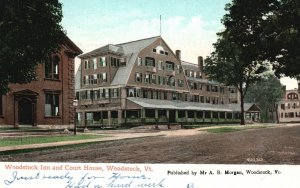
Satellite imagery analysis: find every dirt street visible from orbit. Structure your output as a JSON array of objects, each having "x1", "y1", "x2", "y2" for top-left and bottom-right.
[{"x1": 1, "y1": 125, "x2": 300, "y2": 164}]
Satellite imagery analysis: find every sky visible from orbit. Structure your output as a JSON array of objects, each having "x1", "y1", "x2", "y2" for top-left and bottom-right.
[{"x1": 60, "y1": 0, "x2": 298, "y2": 89}]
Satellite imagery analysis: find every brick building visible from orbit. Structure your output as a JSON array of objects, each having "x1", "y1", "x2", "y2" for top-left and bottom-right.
[
  {"x1": 0, "y1": 37, "x2": 82, "y2": 127},
  {"x1": 75, "y1": 36, "x2": 259, "y2": 127}
]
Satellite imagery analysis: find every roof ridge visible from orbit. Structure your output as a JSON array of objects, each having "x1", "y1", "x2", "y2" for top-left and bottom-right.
[
  {"x1": 182, "y1": 60, "x2": 197, "y2": 65},
  {"x1": 117, "y1": 36, "x2": 161, "y2": 46}
]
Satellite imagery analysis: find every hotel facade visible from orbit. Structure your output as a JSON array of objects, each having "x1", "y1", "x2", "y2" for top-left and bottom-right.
[{"x1": 76, "y1": 36, "x2": 260, "y2": 128}]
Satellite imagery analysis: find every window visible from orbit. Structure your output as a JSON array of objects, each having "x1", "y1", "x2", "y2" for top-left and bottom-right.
[
  {"x1": 194, "y1": 71, "x2": 197, "y2": 78},
  {"x1": 212, "y1": 86, "x2": 218, "y2": 92},
  {"x1": 163, "y1": 92, "x2": 168, "y2": 100},
  {"x1": 144, "y1": 74, "x2": 150, "y2": 83},
  {"x1": 220, "y1": 87, "x2": 225, "y2": 93},
  {"x1": 172, "y1": 92, "x2": 178, "y2": 100},
  {"x1": 158, "y1": 76, "x2": 163, "y2": 85},
  {"x1": 158, "y1": 61, "x2": 162, "y2": 70},
  {"x1": 93, "y1": 58, "x2": 97, "y2": 69},
  {"x1": 127, "y1": 88, "x2": 140, "y2": 97},
  {"x1": 165, "y1": 51, "x2": 168, "y2": 55},
  {"x1": 152, "y1": 48, "x2": 157, "y2": 53},
  {"x1": 178, "y1": 80, "x2": 184, "y2": 87},
  {"x1": 45, "y1": 93, "x2": 60, "y2": 117},
  {"x1": 111, "y1": 57, "x2": 120, "y2": 67},
  {"x1": 138, "y1": 57, "x2": 142, "y2": 66},
  {"x1": 84, "y1": 60, "x2": 89, "y2": 69},
  {"x1": 111, "y1": 88, "x2": 119, "y2": 98},
  {"x1": 206, "y1": 85, "x2": 211, "y2": 92},
  {"x1": 92, "y1": 74, "x2": 97, "y2": 84},
  {"x1": 45, "y1": 55, "x2": 60, "y2": 79},
  {"x1": 143, "y1": 90, "x2": 148, "y2": 98},
  {"x1": 88, "y1": 59, "x2": 93, "y2": 68},
  {"x1": 98, "y1": 57, "x2": 106, "y2": 67},
  {"x1": 145, "y1": 57, "x2": 155, "y2": 67},
  {"x1": 176, "y1": 65, "x2": 182, "y2": 73},
  {"x1": 165, "y1": 61, "x2": 174, "y2": 71},
  {"x1": 194, "y1": 95, "x2": 199, "y2": 102},
  {"x1": 200, "y1": 96, "x2": 204, "y2": 103},
  {"x1": 102, "y1": 72, "x2": 107, "y2": 82},
  {"x1": 83, "y1": 75, "x2": 88, "y2": 85},
  {"x1": 151, "y1": 75, "x2": 156, "y2": 84},
  {"x1": 168, "y1": 77, "x2": 175, "y2": 87},
  {"x1": 206, "y1": 96, "x2": 210, "y2": 103},
  {"x1": 136, "y1": 73, "x2": 142, "y2": 82}
]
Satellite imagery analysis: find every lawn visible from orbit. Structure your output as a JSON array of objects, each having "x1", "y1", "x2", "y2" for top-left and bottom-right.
[
  {"x1": 201, "y1": 125, "x2": 268, "y2": 133},
  {"x1": 0, "y1": 134, "x2": 106, "y2": 147}
]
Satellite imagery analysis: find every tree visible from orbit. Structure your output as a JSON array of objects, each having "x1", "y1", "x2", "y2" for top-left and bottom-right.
[
  {"x1": 205, "y1": 34, "x2": 268, "y2": 125},
  {"x1": 0, "y1": 0, "x2": 65, "y2": 94},
  {"x1": 218, "y1": 0, "x2": 300, "y2": 78},
  {"x1": 205, "y1": 1, "x2": 270, "y2": 125},
  {"x1": 261, "y1": 0, "x2": 300, "y2": 78},
  {"x1": 244, "y1": 74, "x2": 283, "y2": 122}
]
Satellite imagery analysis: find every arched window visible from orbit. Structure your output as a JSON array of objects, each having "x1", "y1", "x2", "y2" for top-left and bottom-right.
[
  {"x1": 287, "y1": 93, "x2": 299, "y2": 100},
  {"x1": 45, "y1": 55, "x2": 60, "y2": 80}
]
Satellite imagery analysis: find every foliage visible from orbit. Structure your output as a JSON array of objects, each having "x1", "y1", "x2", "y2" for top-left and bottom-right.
[
  {"x1": 261, "y1": 0, "x2": 300, "y2": 78},
  {"x1": 245, "y1": 74, "x2": 283, "y2": 122},
  {"x1": 0, "y1": 0, "x2": 65, "y2": 94},
  {"x1": 205, "y1": 0, "x2": 270, "y2": 124}
]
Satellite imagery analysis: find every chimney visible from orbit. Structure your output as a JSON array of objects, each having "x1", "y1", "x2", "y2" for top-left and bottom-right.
[
  {"x1": 198, "y1": 56, "x2": 205, "y2": 78},
  {"x1": 175, "y1": 50, "x2": 181, "y2": 60}
]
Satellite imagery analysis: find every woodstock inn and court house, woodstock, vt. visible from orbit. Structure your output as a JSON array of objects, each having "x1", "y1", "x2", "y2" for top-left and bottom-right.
[
  {"x1": 74, "y1": 36, "x2": 261, "y2": 128},
  {"x1": 0, "y1": 36, "x2": 265, "y2": 128}
]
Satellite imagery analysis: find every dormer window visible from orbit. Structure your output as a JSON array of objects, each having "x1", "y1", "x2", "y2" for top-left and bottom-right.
[{"x1": 153, "y1": 45, "x2": 168, "y2": 55}]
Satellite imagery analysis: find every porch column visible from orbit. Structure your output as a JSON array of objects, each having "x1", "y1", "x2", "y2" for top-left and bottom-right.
[
  {"x1": 155, "y1": 109, "x2": 158, "y2": 129},
  {"x1": 108, "y1": 111, "x2": 111, "y2": 126},
  {"x1": 82, "y1": 112, "x2": 86, "y2": 128},
  {"x1": 210, "y1": 111, "x2": 213, "y2": 123},
  {"x1": 124, "y1": 110, "x2": 127, "y2": 125},
  {"x1": 225, "y1": 112, "x2": 227, "y2": 122},
  {"x1": 194, "y1": 111, "x2": 197, "y2": 123},
  {"x1": 118, "y1": 109, "x2": 122, "y2": 126},
  {"x1": 166, "y1": 110, "x2": 170, "y2": 129},
  {"x1": 185, "y1": 111, "x2": 188, "y2": 123},
  {"x1": 202, "y1": 111, "x2": 205, "y2": 122},
  {"x1": 141, "y1": 108, "x2": 145, "y2": 125}
]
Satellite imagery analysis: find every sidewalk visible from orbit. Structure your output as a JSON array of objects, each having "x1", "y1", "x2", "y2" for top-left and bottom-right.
[{"x1": 0, "y1": 128, "x2": 204, "y2": 152}]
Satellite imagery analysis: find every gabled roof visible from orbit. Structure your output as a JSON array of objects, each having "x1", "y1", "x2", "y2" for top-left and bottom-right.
[
  {"x1": 111, "y1": 36, "x2": 161, "y2": 86},
  {"x1": 79, "y1": 44, "x2": 124, "y2": 58},
  {"x1": 63, "y1": 36, "x2": 83, "y2": 56},
  {"x1": 227, "y1": 103, "x2": 261, "y2": 112}
]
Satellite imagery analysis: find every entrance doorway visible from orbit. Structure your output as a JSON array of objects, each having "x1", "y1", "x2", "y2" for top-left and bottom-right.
[{"x1": 18, "y1": 98, "x2": 33, "y2": 125}]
